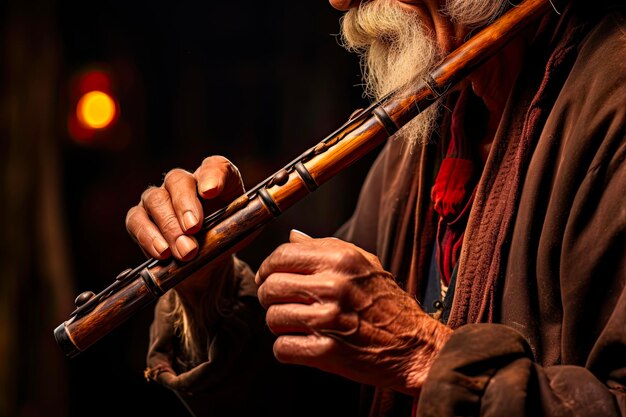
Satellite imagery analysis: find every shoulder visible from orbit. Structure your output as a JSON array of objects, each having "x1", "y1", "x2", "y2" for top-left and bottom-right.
[
  {"x1": 570, "y1": 6, "x2": 626, "y2": 100},
  {"x1": 534, "y1": 6, "x2": 626, "y2": 191},
  {"x1": 549, "y1": 6, "x2": 626, "y2": 144}
]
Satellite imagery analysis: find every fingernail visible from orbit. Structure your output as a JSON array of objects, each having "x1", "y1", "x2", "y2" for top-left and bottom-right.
[
  {"x1": 153, "y1": 237, "x2": 169, "y2": 256},
  {"x1": 292, "y1": 229, "x2": 312, "y2": 238},
  {"x1": 176, "y1": 235, "x2": 197, "y2": 258},
  {"x1": 182, "y1": 211, "x2": 198, "y2": 231}
]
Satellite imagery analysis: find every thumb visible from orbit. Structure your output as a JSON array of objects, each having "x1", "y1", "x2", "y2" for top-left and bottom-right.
[{"x1": 289, "y1": 229, "x2": 313, "y2": 243}]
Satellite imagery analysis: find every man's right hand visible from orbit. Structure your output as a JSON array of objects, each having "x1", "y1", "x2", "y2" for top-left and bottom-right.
[{"x1": 125, "y1": 155, "x2": 245, "y2": 275}]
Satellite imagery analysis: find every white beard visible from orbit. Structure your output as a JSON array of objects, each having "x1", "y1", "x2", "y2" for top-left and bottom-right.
[
  {"x1": 339, "y1": 0, "x2": 442, "y2": 146},
  {"x1": 339, "y1": 0, "x2": 508, "y2": 146}
]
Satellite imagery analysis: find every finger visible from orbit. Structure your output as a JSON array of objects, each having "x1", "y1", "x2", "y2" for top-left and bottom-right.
[
  {"x1": 288, "y1": 231, "x2": 381, "y2": 278},
  {"x1": 296, "y1": 233, "x2": 382, "y2": 268},
  {"x1": 125, "y1": 205, "x2": 171, "y2": 259},
  {"x1": 257, "y1": 272, "x2": 336, "y2": 308},
  {"x1": 291, "y1": 231, "x2": 381, "y2": 267},
  {"x1": 266, "y1": 303, "x2": 345, "y2": 336},
  {"x1": 193, "y1": 156, "x2": 245, "y2": 201},
  {"x1": 256, "y1": 243, "x2": 342, "y2": 284},
  {"x1": 163, "y1": 168, "x2": 203, "y2": 234},
  {"x1": 266, "y1": 303, "x2": 324, "y2": 335},
  {"x1": 256, "y1": 239, "x2": 378, "y2": 285},
  {"x1": 273, "y1": 335, "x2": 337, "y2": 366},
  {"x1": 141, "y1": 186, "x2": 198, "y2": 261}
]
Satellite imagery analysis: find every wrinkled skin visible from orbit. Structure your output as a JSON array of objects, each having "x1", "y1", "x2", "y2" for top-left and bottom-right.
[
  {"x1": 125, "y1": 155, "x2": 245, "y2": 298},
  {"x1": 257, "y1": 231, "x2": 451, "y2": 395},
  {"x1": 125, "y1": 153, "x2": 451, "y2": 394}
]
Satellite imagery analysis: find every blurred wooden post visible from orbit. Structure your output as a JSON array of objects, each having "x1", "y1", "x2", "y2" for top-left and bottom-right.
[{"x1": 0, "y1": 0, "x2": 74, "y2": 415}]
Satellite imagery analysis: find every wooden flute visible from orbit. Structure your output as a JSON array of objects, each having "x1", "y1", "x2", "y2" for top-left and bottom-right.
[{"x1": 54, "y1": 0, "x2": 551, "y2": 358}]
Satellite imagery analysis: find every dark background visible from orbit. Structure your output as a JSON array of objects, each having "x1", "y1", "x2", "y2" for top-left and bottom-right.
[{"x1": 1, "y1": 1, "x2": 383, "y2": 416}]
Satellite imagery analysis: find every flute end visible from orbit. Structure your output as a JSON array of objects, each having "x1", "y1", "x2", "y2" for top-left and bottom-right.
[{"x1": 54, "y1": 322, "x2": 81, "y2": 358}]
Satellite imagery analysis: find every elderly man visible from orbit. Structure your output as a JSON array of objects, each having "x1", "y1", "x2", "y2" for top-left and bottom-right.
[{"x1": 130, "y1": 0, "x2": 626, "y2": 415}]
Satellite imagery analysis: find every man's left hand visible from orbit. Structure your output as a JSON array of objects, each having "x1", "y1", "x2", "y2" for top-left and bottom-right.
[{"x1": 256, "y1": 230, "x2": 452, "y2": 396}]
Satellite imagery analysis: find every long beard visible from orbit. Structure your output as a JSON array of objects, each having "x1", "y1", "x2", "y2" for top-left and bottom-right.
[
  {"x1": 340, "y1": 0, "x2": 441, "y2": 146},
  {"x1": 339, "y1": 0, "x2": 508, "y2": 146}
]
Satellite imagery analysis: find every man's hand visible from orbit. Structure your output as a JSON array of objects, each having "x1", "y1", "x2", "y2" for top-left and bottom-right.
[
  {"x1": 125, "y1": 156, "x2": 245, "y2": 296},
  {"x1": 256, "y1": 230, "x2": 452, "y2": 397}
]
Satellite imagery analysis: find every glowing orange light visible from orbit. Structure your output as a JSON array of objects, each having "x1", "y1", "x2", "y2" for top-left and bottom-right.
[{"x1": 76, "y1": 91, "x2": 116, "y2": 129}]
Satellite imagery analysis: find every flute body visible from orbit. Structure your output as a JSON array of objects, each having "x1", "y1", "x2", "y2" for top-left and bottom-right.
[{"x1": 54, "y1": 0, "x2": 550, "y2": 358}]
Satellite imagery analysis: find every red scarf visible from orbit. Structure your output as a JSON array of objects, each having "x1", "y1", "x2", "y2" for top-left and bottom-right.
[{"x1": 431, "y1": 89, "x2": 484, "y2": 286}]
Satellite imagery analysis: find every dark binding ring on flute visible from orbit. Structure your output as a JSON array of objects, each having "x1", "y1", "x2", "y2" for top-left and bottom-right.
[{"x1": 53, "y1": 0, "x2": 551, "y2": 358}]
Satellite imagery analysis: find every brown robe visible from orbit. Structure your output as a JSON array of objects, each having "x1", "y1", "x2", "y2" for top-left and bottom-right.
[{"x1": 146, "y1": 1, "x2": 626, "y2": 416}]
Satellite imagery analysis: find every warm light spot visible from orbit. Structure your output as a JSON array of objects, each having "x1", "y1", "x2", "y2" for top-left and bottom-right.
[{"x1": 76, "y1": 91, "x2": 116, "y2": 129}]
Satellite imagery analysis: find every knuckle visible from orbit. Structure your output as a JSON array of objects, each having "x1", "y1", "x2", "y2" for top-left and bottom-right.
[
  {"x1": 161, "y1": 213, "x2": 181, "y2": 234},
  {"x1": 141, "y1": 186, "x2": 161, "y2": 203},
  {"x1": 265, "y1": 307, "x2": 280, "y2": 333},
  {"x1": 319, "y1": 237, "x2": 339, "y2": 247},
  {"x1": 206, "y1": 156, "x2": 242, "y2": 179},
  {"x1": 319, "y1": 304, "x2": 341, "y2": 327},
  {"x1": 272, "y1": 243, "x2": 292, "y2": 262},
  {"x1": 140, "y1": 186, "x2": 157, "y2": 201},
  {"x1": 142, "y1": 186, "x2": 170, "y2": 208},
  {"x1": 202, "y1": 155, "x2": 229, "y2": 168},
  {"x1": 164, "y1": 168, "x2": 190, "y2": 185},
  {"x1": 273, "y1": 338, "x2": 288, "y2": 361},
  {"x1": 317, "y1": 275, "x2": 345, "y2": 298},
  {"x1": 224, "y1": 159, "x2": 241, "y2": 176},
  {"x1": 329, "y1": 278, "x2": 349, "y2": 297},
  {"x1": 264, "y1": 304, "x2": 274, "y2": 321},
  {"x1": 197, "y1": 156, "x2": 244, "y2": 194},
  {"x1": 257, "y1": 284, "x2": 270, "y2": 308},
  {"x1": 334, "y1": 249, "x2": 362, "y2": 268}
]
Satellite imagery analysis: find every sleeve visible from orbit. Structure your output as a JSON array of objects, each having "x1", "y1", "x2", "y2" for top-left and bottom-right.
[
  {"x1": 417, "y1": 324, "x2": 626, "y2": 417},
  {"x1": 144, "y1": 256, "x2": 281, "y2": 416}
]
